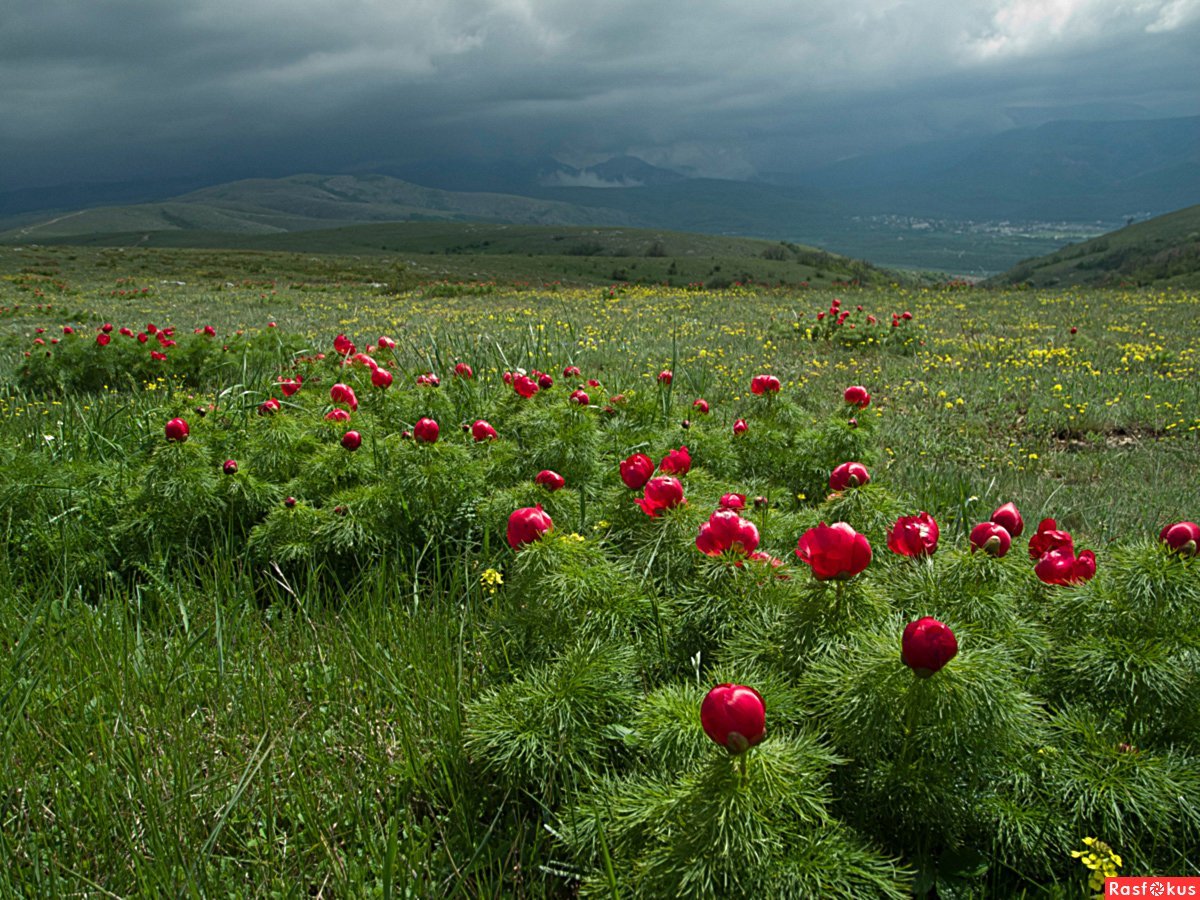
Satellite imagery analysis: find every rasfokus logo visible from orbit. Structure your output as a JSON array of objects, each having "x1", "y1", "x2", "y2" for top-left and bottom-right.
[{"x1": 1107, "y1": 879, "x2": 1200, "y2": 896}]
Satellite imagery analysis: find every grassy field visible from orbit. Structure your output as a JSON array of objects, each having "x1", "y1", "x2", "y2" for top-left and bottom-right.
[{"x1": 0, "y1": 244, "x2": 1198, "y2": 896}]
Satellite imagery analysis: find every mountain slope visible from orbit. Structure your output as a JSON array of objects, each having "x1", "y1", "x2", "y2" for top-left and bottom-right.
[
  {"x1": 986, "y1": 204, "x2": 1200, "y2": 288},
  {"x1": 0, "y1": 174, "x2": 636, "y2": 240}
]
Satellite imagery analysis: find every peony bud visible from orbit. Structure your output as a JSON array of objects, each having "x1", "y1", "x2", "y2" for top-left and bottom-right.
[
  {"x1": 732, "y1": 418, "x2": 748, "y2": 436},
  {"x1": 507, "y1": 504, "x2": 553, "y2": 550},
  {"x1": 413, "y1": 417, "x2": 439, "y2": 444},
  {"x1": 829, "y1": 461, "x2": 870, "y2": 491},
  {"x1": 700, "y1": 684, "x2": 766, "y2": 754},
  {"x1": 535, "y1": 470, "x2": 565, "y2": 492},
  {"x1": 901, "y1": 617, "x2": 958, "y2": 677},
  {"x1": 969, "y1": 522, "x2": 1011, "y2": 557},
  {"x1": 990, "y1": 502, "x2": 1024, "y2": 538},
  {"x1": 472, "y1": 419, "x2": 498, "y2": 442},
  {"x1": 341, "y1": 430, "x2": 362, "y2": 452},
  {"x1": 164, "y1": 418, "x2": 189, "y2": 442},
  {"x1": 222, "y1": 459, "x2": 238, "y2": 475},
  {"x1": 1159, "y1": 521, "x2": 1200, "y2": 557}
]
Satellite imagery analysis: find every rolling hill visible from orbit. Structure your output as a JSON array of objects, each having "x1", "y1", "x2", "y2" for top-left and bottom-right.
[{"x1": 986, "y1": 204, "x2": 1200, "y2": 288}]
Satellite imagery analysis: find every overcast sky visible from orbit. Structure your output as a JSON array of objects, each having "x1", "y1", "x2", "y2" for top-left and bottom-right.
[{"x1": 2, "y1": 0, "x2": 1198, "y2": 189}]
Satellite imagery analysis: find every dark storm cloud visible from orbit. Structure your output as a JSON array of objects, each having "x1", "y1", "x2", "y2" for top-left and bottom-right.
[{"x1": 2, "y1": 0, "x2": 1198, "y2": 188}]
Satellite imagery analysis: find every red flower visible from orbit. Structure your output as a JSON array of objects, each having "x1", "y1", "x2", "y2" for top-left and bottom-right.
[
  {"x1": 414, "y1": 417, "x2": 439, "y2": 444},
  {"x1": 990, "y1": 502, "x2": 1024, "y2": 538},
  {"x1": 138, "y1": 332, "x2": 149, "y2": 344},
  {"x1": 377, "y1": 335, "x2": 396, "y2": 350},
  {"x1": 901, "y1": 617, "x2": 958, "y2": 677},
  {"x1": 333, "y1": 333, "x2": 355, "y2": 355},
  {"x1": 829, "y1": 461, "x2": 870, "y2": 491},
  {"x1": 371, "y1": 367, "x2": 393, "y2": 389},
  {"x1": 587, "y1": 378, "x2": 601, "y2": 388},
  {"x1": 325, "y1": 409, "x2": 351, "y2": 422},
  {"x1": 279, "y1": 377, "x2": 302, "y2": 397},
  {"x1": 659, "y1": 445, "x2": 691, "y2": 475},
  {"x1": 352, "y1": 352, "x2": 379, "y2": 370},
  {"x1": 222, "y1": 459, "x2": 238, "y2": 475},
  {"x1": 164, "y1": 418, "x2": 189, "y2": 442},
  {"x1": 1035, "y1": 548, "x2": 1097, "y2": 586},
  {"x1": 718, "y1": 492, "x2": 747, "y2": 511},
  {"x1": 101, "y1": 323, "x2": 113, "y2": 333},
  {"x1": 969, "y1": 522, "x2": 1012, "y2": 557},
  {"x1": 259, "y1": 397, "x2": 281, "y2": 415},
  {"x1": 750, "y1": 374, "x2": 781, "y2": 395},
  {"x1": 62, "y1": 325, "x2": 74, "y2": 335},
  {"x1": 149, "y1": 349, "x2": 167, "y2": 361},
  {"x1": 1028, "y1": 518, "x2": 1073, "y2": 559},
  {"x1": 330, "y1": 383, "x2": 358, "y2": 412},
  {"x1": 696, "y1": 508, "x2": 760, "y2": 557},
  {"x1": 887, "y1": 512, "x2": 939, "y2": 557},
  {"x1": 535, "y1": 470, "x2": 565, "y2": 491},
  {"x1": 416, "y1": 372, "x2": 440, "y2": 387},
  {"x1": 513, "y1": 375, "x2": 539, "y2": 398},
  {"x1": 693, "y1": 398, "x2": 710, "y2": 414},
  {"x1": 454, "y1": 362, "x2": 474, "y2": 379},
  {"x1": 657, "y1": 370, "x2": 673, "y2": 385},
  {"x1": 119, "y1": 327, "x2": 133, "y2": 337},
  {"x1": 96, "y1": 333, "x2": 111, "y2": 346},
  {"x1": 636, "y1": 476, "x2": 685, "y2": 517},
  {"x1": 732, "y1": 418, "x2": 748, "y2": 436},
  {"x1": 145, "y1": 323, "x2": 157, "y2": 335},
  {"x1": 700, "y1": 684, "x2": 765, "y2": 754},
  {"x1": 620, "y1": 453, "x2": 655, "y2": 490},
  {"x1": 1159, "y1": 521, "x2": 1200, "y2": 556},
  {"x1": 341, "y1": 430, "x2": 362, "y2": 451},
  {"x1": 844, "y1": 385, "x2": 871, "y2": 408},
  {"x1": 563, "y1": 365, "x2": 581, "y2": 378},
  {"x1": 507, "y1": 504, "x2": 553, "y2": 550},
  {"x1": 569, "y1": 389, "x2": 590, "y2": 406},
  {"x1": 795, "y1": 522, "x2": 872, "y2": 580},
  {"x1": 203, "y1": 325, "x2": 216, "y2": 337},
  {"x1": 472, "y1": 419, "x2": 498, "y2": 442}
]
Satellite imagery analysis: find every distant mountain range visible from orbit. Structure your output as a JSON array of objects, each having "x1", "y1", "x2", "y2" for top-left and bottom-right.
[
  {"x1": 2, "y1": 115, "x2": 1197, "y2": 274},
  {"x1": 987, "y1": 203, "x2": 1200, "y2": 288}
]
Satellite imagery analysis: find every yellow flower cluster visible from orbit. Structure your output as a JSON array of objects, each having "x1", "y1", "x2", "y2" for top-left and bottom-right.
[
  {"x1": 479, "y1": 568, "x2": 503, "y2": 595},
  {"x1": 1071, "y1": 836, "x2": 1121, "y2": 896}
]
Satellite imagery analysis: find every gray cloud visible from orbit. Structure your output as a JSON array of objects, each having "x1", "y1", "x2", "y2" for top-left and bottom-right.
[{"x1": 2, "y1": 0, "x2": 1197, "y2": 189}]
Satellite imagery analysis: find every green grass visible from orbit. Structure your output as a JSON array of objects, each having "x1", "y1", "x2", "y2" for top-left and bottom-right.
[{"x1": 0, "y1": 245, "x2": 1198, "y2": 896}]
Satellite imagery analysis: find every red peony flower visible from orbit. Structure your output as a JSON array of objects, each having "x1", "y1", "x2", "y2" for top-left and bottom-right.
[
  {"x1": 96, "y1": 333, "x2": 111, "y2": 346},
  {"x1": 333, "y1": 333, "x2": 355, "y2": 355},
  {"x1": 843, "y1": 385, "x2": 871, "y2": 409},
  {"x1": 203, "y1": 325, "x2": 216, "y2": 337},
  {"x1": 100, "y1": 323, "x2": 113, "y2": 333},
  {"x1": 636, "y1": 476, "x2": 685, "y2": 517},
  {"x1": 563, "y1": 365, "x2": 581, "y2": 377},
  {"x1": 150, "y1": 350, "x2": 167, "y2": 361},
  {"x1": 620, "y1": 453, "x2": 655, "y2": 490},
  {"x1": 164, "y1": 418, "x2": 189, "y2": 442},
  {"x1": 341, "y1": 430, "x2": 362, "y2": 452},
  {"x1": 416, "y1": 372, "x2": 440, "y2": 387},
  {"x1": 795, "y1": 522, "x2": 872, "y2": 580},
  {"x1": 507, "y1": 504, "x2": 553, "y2": 550},
  {"x1": 829, "y1": 461, "x2": 870, "y2": 491},
  {"x1": 732, "y1": 418, "x2": 748, "y2": 436},
  {"x1": 1035, "y1": 548, "x2": 1097, "y2": 586},
  {"x1": 454, "y1": 362, "x2": 474, "y2": 379},
  {"x1": 330, "y1": 383, "x2": 358, "y2": 411},
  {"x1": 696, "y1": 508, "x2": 760, "y2": 557},
  {"x1": 990, "y1": 501, "x2": 1024, "y2": 538},
  {"x1": 535, "y1": 372, "x2": 554, "y2": 390},
  {"x1": 370, "y1": 367, "x2": 393, "y2": 389},
  {"x1": 258, "y1": 397, "x2": 280, "y2": 415},
  {"x1": 472, "y1": 419, "x2": 498, "y2": 442},
  {"x1": 659, "y1": 445, "x2": 691, "y2": 476},
  {"x1": 1028, "y1": 518, "x2": 1073, "y2": 559},
  {"x1": 279, "y1": 377, "x2": 302, "y2": 397},
  {"x1": 700, "y1": 684, "x2": 766, "y2": 754},
  {"x1": 1159, "y1": 521, "x2": 1200, "y2": 556},
  {"x1": 901, "y1": 617, "x2": 958, "y2": 677},
  {"x1": 119, "y1": 327, "x2": 133, "y2": 337},
  {"x1": 413, "y1": 417, "x2": 439, "y2": 444},
  {"x1": 718, "y1": 492, "x2": 747, "y2": 511},
  {"x1": 657, "y1": 369, "x2": 673, "y2": 385},
  {"x1": 325, "y1": 408, "x2": 351, "y2": 422},
  {"x1": 693, "y1": 398, "x2": 710, "y2": 414},
  {"x1": 969, "y1": 522, "x2": 1012, "y2": 557},
  {"x1": 887, "y1": 512, "x2": 939, "y2": 557},
  {"x1": 535, "y1": 469, "x2": 565, "y2": 491},
  {"x1": 377, "y1": 335, "x2": 396, "y2": 350},
  {"x1": 222, "y1": 459, "x2": 238, "y2": 475},
  {"x1": 750, "y1": 374, "x2": 781, "y2": 395},
  {"x1": 513, "y1": 375, "x2": 539, "y2": 398},
  {"x1": 569, "y1": 389, "x2": 590, "y2": 406}
]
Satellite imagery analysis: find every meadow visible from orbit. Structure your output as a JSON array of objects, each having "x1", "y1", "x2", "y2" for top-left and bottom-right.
[{"x1": 0, "y1": 243, "x2": 1198, "y2": 897}]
